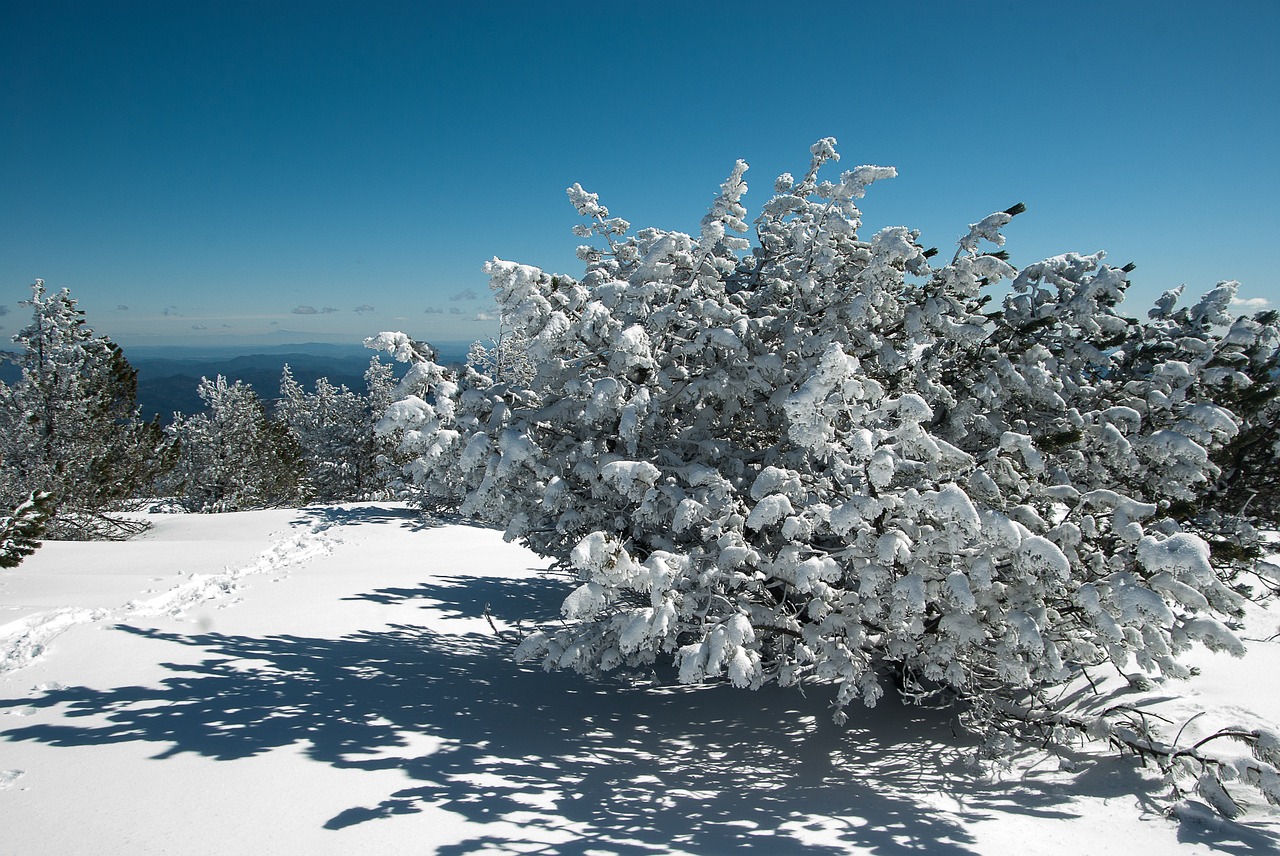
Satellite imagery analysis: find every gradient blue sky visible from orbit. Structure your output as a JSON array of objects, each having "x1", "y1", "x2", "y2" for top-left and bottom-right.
[{"x1": 2, "y1": 0, "x2": 1277, "y2": 348}]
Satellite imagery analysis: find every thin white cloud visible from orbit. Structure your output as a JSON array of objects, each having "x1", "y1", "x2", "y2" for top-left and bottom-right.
[
  {"x1": 320, "y1": 307, "x2": 340, "y2": 314},
  {"x1": 292, "y1": 305, "x2": 319, "y2": 315},
  {"x1": 450, "y1": 289, "x2": 479, "y2": 302},
  {"x1": 1230, "y1": 296, "x2": 1271, "y2": 312},
  {"x1": 354, "y1": 304, "x2": 375, "y2": 314},
  {"x1": 475, "y1": 311, "x2": 497, "y2": 321},
  {"x1": 424, "y1": 306, "x2": 443, "y2": 314},
  {"x1": 191, "y1": 323, "x2": 208, "y2": 330}
]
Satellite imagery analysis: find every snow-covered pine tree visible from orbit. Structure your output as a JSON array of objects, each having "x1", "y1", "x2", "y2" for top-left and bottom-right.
[
  {"x1": 276, "y1": 363, "x2": 393, "y2": 502},
  {"x1": 1201, "y1": 307, "x2": 1280, "y2": 529},
  {"x1": 0, "y1": 281, "x2": 169, "y2": 538},
  {"x1": 361, "y1": 355, "x2": 410, "y2": 498},
  {"x1": 165, "y1": 375, "x2": 304, "y2": 512},
  {"x1": 364, "y1": 332, "x2": 516, "y2": 511},
  {"x1": 466, "y1": 321, "x2": 537, "y2": 387},
  {"x1": 369, "y1": 140, "x2": 1280, "y2": 810},
  {"x1": 0, "y1": 490, "x2": 56, "y2": 568}
]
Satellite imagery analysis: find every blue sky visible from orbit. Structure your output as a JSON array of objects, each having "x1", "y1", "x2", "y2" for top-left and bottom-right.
[{"x1": 2, "y1": 0, "x2": 1276, "y2": 348}]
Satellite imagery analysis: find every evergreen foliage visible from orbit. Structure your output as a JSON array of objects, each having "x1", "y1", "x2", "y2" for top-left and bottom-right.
[
  {"x1": 165, "y1": 376, "x2": 304, "y2": 512},
  {"x1": 0, "y1": 281, "x2": 169, "y2": 539},
  {"x1": 0, "y1": 490, "x2": 56, "y2": 568},
  {"x1": 275, "y1": 359, "x2": 397, "y2": 502},
  {"x1": 466, "y1": 323, "x2": 537, "y2": 387},
  {"x1": 1204, "y1": 309, "x2": 1280, "y2": 527},
  {"x1": 369, "y1": 140, "x2": 1280, "y2": 810}
]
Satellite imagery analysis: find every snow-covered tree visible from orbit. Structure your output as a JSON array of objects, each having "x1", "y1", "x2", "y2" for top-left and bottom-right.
[
  {"x1": 165, "y1": 375, "x2": 303, "y2": 512},
  {"x1": 466, "y1": 321, "x2": 537, "y2": 387},
  {"x1": 1202, "y1": 308, "x2": 1280, "y2": 528},
  {"x1": 0, "y1": 490, "x2": 55, "y2": 568},
  {"x1": 0, "y1": 281, "x2": 169, "y2": 538},
  {"x1": 366, "y1": 333, "x2": 495, "y2": 509},
  {"x1": 275, "y1": 360, "x2": 395, "y2": 502},
  {"x1": 370, "y1": 140, "x2": 1280, "y2": 809}
]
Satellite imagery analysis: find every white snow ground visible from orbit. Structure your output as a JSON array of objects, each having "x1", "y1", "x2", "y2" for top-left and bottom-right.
[{"x1": 1, "y1": 503, "x2": 1278, "y2": 855}]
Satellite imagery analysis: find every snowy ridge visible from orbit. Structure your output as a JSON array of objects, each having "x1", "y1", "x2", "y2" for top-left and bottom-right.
[{"x1": 0, "y1": 511, "x2": 337, "y2": 674}]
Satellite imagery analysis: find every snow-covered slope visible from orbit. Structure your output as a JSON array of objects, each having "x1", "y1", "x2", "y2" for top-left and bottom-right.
[{"x1": 1, "y1": 505, "x2": 1277, "y2": 855}]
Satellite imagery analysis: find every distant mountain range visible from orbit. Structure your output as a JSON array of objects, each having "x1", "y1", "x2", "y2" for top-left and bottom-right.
[{"x1": 0, "y1": 340, "x2": 476, "y2": 425}]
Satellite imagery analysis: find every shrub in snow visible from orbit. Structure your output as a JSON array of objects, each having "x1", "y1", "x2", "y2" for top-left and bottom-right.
[{"x1": 371, "y1": 140, "x2": 1280, "y2": 810}]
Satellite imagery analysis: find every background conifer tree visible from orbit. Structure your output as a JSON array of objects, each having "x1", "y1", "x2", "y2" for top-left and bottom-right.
[
  {"x1": 0, "y1": 281, "x2": 169, "y2": 538},
  {"x1": 165, "y1": 376, "x2": 304, "y2": 512},
  {"x1": 275, "y1": 362, "x2": 393, "y2": 503}
]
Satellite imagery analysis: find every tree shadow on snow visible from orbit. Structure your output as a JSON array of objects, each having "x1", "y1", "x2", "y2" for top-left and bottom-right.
[
  {"x1": 289, "y1": 503, "x2": 442, "y2": 532},
  {"x1": 342, "y1": 573, "x2": 570, "y2": 622},
  {"x1": 289, "y1": 503, "x2": 499, "y2": 533},
  {"x1": 1, "y1": 574, "x2": 1274, "y2": 854}
]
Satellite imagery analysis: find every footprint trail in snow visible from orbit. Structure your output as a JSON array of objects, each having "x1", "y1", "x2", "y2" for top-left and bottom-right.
[{"x1": 0, "y1": 511, "x2": 339, "y2": 675}]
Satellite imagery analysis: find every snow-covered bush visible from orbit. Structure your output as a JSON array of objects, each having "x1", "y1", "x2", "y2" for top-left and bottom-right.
[{"x1": 371, "y1": 140, "x2": 1280, "y2": 806}]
